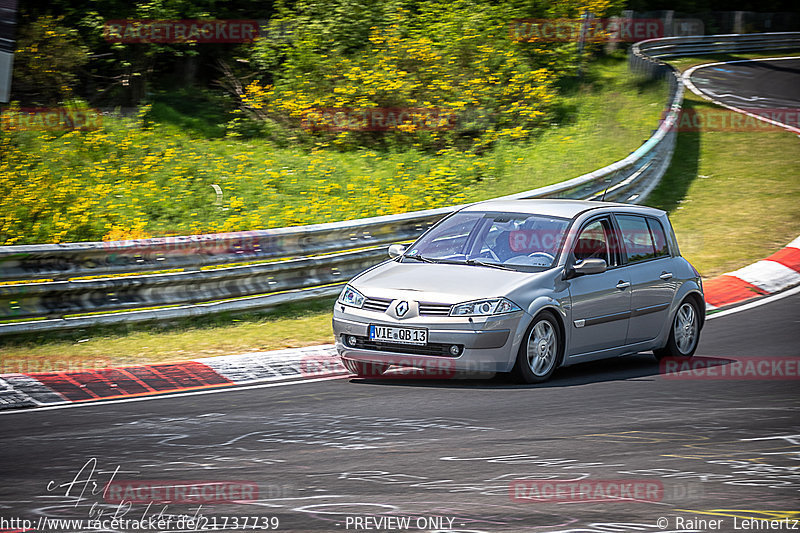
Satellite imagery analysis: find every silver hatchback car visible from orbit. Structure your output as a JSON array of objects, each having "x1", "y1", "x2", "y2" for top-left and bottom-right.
[{"x1": 333, "y1": 199, "x2": 704, "y2": 383}]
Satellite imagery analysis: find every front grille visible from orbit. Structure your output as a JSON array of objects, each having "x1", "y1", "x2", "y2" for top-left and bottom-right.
[
  {"x1": 362, "y1": 297, "x2": 392, "y2": 312},
  {"x1": 418, "y1": 302, "x2": 452, "y2": 316},
  {"x1": 346, "y1": 335, "x2": 462, "y2": 357}
]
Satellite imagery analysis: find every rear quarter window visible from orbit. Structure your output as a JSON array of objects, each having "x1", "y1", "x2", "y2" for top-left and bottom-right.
[{"x1": 647, "y1": 218, "x2": 670, "y2": 258}]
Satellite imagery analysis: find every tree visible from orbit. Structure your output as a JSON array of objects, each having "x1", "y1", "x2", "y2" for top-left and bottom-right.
[{"x1": 11, "y1": 15, "x2": 89, "y2": 106}]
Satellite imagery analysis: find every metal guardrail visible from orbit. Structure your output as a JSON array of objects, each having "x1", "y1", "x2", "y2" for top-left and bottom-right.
[
  {"x1": 2, "y1": 247, "x2": 388, "y2": 321},
  {"x1": 2, "y1": 32, "x2": 794, "y2": 335},
  {"x1": 0, "y1": 209, "x2": 452, "y2": 281},
  {"x1": 628, "y1": 32, "x2": 800, "y2": 79},
  {"x1": 632, "y1": 32, "x2": 800, "y2": 64}
]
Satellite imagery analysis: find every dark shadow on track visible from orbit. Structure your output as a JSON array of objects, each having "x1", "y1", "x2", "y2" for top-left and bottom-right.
[
  {"x1": 697, "y1": 58, "x2": 800, "y2": 76},
  {"x1": 646, "y1": 98, "x2": 702, "y2": 213},
  {"x1": 345, "y1": 354, "x2": 738, "y2": 390},
  {"x1": 739, "y1": 61, "x2": 800, "y2": 75}
]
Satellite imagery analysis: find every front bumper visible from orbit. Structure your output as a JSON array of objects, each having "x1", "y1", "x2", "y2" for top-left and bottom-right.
[{"x1": 333, "y1": 306, "x2": 529, "y2": 373}]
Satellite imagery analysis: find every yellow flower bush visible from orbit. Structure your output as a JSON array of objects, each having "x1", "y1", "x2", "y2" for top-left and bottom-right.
[
  {"x1": 241, "y1": 1, "x2": 584, "y2": 151},
  {"x1": 0, "y1": 113, "x2": 473, "y2": 245}
]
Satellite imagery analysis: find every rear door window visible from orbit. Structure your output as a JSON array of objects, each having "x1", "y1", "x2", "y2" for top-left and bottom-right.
[{"x1": 616, "y1": 215, "x2": 656, "y2": 264}]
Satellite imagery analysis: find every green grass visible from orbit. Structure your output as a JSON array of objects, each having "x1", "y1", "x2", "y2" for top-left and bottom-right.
[
  {"x1": 462, "y1": 56, "x2": 669, "y2": 201},
  {"x1": 0, "y1": 298, "x2": 337, "y2": 371},
  {"x1": 646, "y1": 53, "x2": 800, "y2": 277}
]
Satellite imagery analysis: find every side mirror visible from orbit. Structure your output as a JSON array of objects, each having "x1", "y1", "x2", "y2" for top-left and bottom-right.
[
  {"x1": 388, "y1": 244, "x2": 407, "y2": 259},
  {"x1": 564, "y1": 258, "x2": 607, "y2": 279}
]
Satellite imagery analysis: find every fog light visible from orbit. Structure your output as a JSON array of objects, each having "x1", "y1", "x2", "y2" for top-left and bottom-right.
[
  {"x1": 347, "y1": 336, "x2": 358, "y2": 347},
  {"x1": 449, "y1": 344, "x2": 461, "y2": 356}
]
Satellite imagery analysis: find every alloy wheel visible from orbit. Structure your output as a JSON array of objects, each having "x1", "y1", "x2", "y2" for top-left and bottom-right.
[
  {"x1": 527, "y1": 319, "x2": 557, "y2": 377},
  {"x1": 673, "y1": 302, "x2": 698, "y2": 355}
]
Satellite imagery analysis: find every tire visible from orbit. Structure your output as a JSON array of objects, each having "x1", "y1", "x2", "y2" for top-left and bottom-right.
[
  {"x1": 654, "y1": 298, "x2": 700, "y2": 360},
  {"x1": 512, "y1": 311, "x2": 562, "y2": 384},
  {"x1": 341, "y1": 358, "x2": 389, "y2": 378}
]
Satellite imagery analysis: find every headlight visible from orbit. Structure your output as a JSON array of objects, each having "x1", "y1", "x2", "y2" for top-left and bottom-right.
[
  {"x1": 338, "y1": 285, "x2": 365, "y2": 308},
  {"x1": 450, "y1": 298, "x2": 521, "y2": 317}
]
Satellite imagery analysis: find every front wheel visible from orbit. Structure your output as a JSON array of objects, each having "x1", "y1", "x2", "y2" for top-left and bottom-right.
[
  {"x1": 512, "y1": 311, "x2": 562, "y2": 384},
  {"x1": 654, "y1": 298, "x2": 700, "y2": 360},
  {"x1": 341, "y1": 358, "x2": 389, "y2": 378}
]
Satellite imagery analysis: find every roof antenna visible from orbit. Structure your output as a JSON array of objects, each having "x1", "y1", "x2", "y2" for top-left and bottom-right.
[{"x1": 600, "y1": 180, "x2": 611, "y2": 202}]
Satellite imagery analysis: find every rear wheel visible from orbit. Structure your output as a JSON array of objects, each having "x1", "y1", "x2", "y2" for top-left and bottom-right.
[
  {"x1": 654, "y1": 298, "x2": 700, "y2": 360},
  {"x1": 341, "y1": 358, "x2": 389, "y2": 377},
  {"x1": 512, "y1": 311, "x2": 561, "y2": 384}
]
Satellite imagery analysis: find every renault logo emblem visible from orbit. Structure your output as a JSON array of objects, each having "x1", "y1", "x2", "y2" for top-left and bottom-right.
[{"x1": 396, "y1": 301, "x2": 409, "y2": 317}]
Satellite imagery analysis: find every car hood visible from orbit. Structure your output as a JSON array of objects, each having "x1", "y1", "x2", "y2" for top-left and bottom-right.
[{"x1": 351, "y1": 260, "x2": 550, "y2": 304}]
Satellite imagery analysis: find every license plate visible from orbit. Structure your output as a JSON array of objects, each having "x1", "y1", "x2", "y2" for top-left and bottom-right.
[{"x1": 369, "y1": 325, "x2": 428, "y2": 345}]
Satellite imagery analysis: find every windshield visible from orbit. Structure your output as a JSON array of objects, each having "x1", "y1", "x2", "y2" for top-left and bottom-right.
[{"x1": 405, "y1": 211, "x2": 570, "y2": 271}]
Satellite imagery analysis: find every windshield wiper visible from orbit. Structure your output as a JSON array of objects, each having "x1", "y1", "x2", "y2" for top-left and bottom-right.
[
  {"x1": 403, "y1": 254, "x2": 439, "y2": 263},
  {"x1": 403, "y1": 255, "x2": 513, "y2": 270},
  {"x1": 404, "y1": 255, "x2": 470, "y2": 266},
  {"x1": 464, "y1": 259, "x2": 515, "y2": 271}
]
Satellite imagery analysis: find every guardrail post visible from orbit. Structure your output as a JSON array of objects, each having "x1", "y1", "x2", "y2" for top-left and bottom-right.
[
  {"x1": 734, "y1": 11, "x2": 745, "y2": 34},
  {"x1": 663, "y1": 10, "x2": 675, "y2": 37}
]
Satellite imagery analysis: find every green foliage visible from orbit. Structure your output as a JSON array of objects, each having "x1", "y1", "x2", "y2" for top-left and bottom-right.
[
  {"x1": 237, "y1": 0, "x2": 625, "y2": 151},
  {"x1": 146, "y1": 88, "x2": 232, "y2": 137},
  {"x1": 11, "y1": 16, "x2": 90, "y2": 106}
]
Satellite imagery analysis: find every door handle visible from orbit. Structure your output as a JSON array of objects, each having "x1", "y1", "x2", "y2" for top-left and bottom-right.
[
  {"x1": 616, "y1": 281, "x2": 631, "y2": 290},
  {"x1": 660, "y1": 272, "x2": 674, "y2": 280}
]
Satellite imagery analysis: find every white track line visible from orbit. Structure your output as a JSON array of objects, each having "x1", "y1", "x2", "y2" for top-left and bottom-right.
[
  {"x1": 0, "y1": 374, "x2": 349, "y2": 416},
  {"x1": 706, "y1": 284, "x2": 800, "y2": 320},
  {"x1": 682, "y1": 56, "x2": 800, "y2": 135}
]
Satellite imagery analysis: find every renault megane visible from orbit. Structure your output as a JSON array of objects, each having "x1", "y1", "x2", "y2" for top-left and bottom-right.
[{"x1": 333, "y1": 199, "x2": 704, "y2": 383}]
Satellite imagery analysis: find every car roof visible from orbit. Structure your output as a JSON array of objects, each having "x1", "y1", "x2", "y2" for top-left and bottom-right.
[{"x1": 459, "y1": 199, "x2": 666, "y2": 219}]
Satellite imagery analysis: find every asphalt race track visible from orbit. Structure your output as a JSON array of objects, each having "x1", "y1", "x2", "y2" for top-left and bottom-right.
[
  {"x1": 687, "y1": 57, "x2": 800, "y2": 124},
  {"x1": 1, "y1": 292, "x2": 798, "y2": 533}
]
